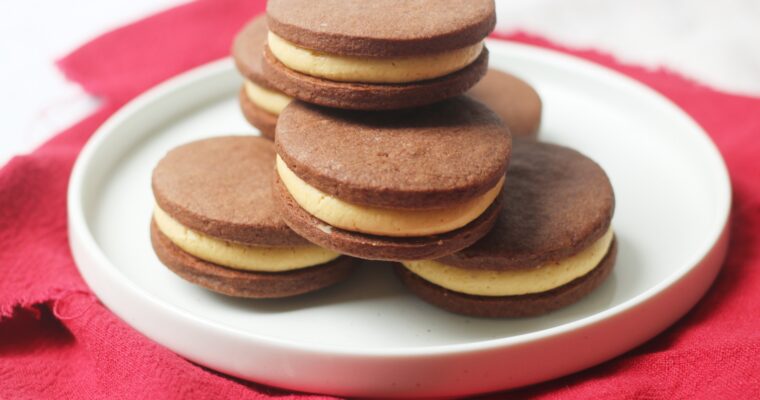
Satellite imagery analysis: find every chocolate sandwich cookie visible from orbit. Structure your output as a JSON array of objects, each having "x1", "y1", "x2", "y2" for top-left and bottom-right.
[
  {"x1": 274, "y1": 96, "x2": 511, "y2": 261},
  {"x1": 261, "y1": 0, "x2": 495, "y2": 110},
  {"x1": 151, "y1": 136, "x2": 356, "y2": 298},
  {"x1": 468, "y1": 69, "x2": 543, "y2": 139},
  {"x1": 396, "y1": 141, "x2": 616, "y2": 317},
  {"x1": 233, "y1": 15, "x2": 291, "y2": 139},
  {"x1": 236, "y1": 34, "x2": 541, "y2": 142}
]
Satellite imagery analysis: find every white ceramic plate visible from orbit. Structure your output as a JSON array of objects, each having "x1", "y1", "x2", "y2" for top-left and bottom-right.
[{"x1": 68, "y1": 40, "x2": 731, "y2": 398}]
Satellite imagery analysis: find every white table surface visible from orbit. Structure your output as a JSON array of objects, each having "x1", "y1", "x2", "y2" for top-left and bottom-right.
[{"x1": 1, "y1": 0, "x2": 758, "y2": 166}]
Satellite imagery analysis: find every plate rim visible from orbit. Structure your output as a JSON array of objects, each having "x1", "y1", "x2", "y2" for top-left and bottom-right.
[{"x1": 67, "y1": 39, "x2": 732, "y2": 358}]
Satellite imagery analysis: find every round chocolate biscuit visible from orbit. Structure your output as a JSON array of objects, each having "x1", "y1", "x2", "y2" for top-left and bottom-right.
[
  {"x1": 261, "y1": 45, "x2": 489, "y2": 111},
  {"x1": 266, "y1": 0, "x2": 496, "y2": 57},
  {"x1": 275, "y1": 96, "x2": 511, "y2": 209},
  {"x1": 239, "y1": 88, "x2": 277, "y2": 140},
  {"x1": 467, "y1": 69, "x2": 542, "y2": 139},
  {"x1": 151, "y1": 221, "x2": 356, "y2": 298},
  {"x1": 232, "y1": 15, "x2": 270, "y2": 87},
  {"x1": 438, "y1": 141, "x2": 615, "y2": 270},
  {"x1": 396, "y1": 239, "x2": 617, "y2": 317},
  {"x1": 152, "y1": 136, "x2": 307, "y2": 247},
  {"x1": 274, "y1": 175, "x2": 503, "y2": 261}
]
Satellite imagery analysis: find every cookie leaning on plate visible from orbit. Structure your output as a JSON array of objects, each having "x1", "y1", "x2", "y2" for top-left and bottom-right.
[
  {"x1": 274, "y1": 96, "x2": 511, "y2": 261},
  {"x1": 468, "y1": 69, "x2": 543, "y2": 139},
  {"x1": 396, "y1": 141, "x2": 616, "y2": 317},
  {"x1": 261, "y1": 0, "x2": 495, "y2": 110},
  {"x1": 150, "y1": 136, "x2": 357, "y2": 298},
  {"x1": 233, "y1": 15, "x2": 290, "y2": 139}
]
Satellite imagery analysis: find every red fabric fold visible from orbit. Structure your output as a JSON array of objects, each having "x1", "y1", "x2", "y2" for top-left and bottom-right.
[
  {"x1": 1, "y1": 0, "x2": 759, "y2": 398},
  {"x1": 57, "y1": 0, "x2": 266, "y2": 104}
]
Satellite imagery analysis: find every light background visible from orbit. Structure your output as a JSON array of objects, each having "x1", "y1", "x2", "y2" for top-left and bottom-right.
[{"x1": 1, "y1": 0, "x2": 758, "y2": 165}]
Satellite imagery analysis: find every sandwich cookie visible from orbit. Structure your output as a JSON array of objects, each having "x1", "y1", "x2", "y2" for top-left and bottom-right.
[
  {"x1": 235, "y1": 34, "x2": 541, "y2": 142},
  {"x1": 262, "y1": 0, "x2": 495, "y2": 110},
  {"x1": 396, "y1": 141, "x2": 616, "y2": 317},
  {"x1": 468, "y1": 69, "x2": 543, "y2": 139},
  {"x1": 151, "y1": 136, "x2": 356, "y2": 298},
  {"x1": 274, "y1": 97, "x2": 511, "y2": 261},
  {"x1": 233, "y1": 15, "x2": 291, "y2": 139}
]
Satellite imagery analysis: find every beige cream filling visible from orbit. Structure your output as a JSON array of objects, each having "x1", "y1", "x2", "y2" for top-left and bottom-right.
[
  {"x1": 153, "y1": 206, "x2": 339, "y2": 272},
  {"x1": 268, "y1": 31, "x2": 484, "y2": 84},
  {"x1": 402, "y1": 229, "x2": 614, "y2": 296},
  {"x1": 276, "y1": 156, "x2": 503, "y2": 237},
  {"x1": 244, "y1": 80, "x2": 292, "y2": 115}
]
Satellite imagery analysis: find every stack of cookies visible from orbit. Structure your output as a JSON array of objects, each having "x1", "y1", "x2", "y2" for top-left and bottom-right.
[{"x1": 150, "y1": 0, "x2": 617, "y2": 318}]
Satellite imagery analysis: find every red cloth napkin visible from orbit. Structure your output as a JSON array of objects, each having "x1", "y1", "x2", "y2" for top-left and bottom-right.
[{"x1": 1, "y1": 0, "x2": 759, "y2": 398}]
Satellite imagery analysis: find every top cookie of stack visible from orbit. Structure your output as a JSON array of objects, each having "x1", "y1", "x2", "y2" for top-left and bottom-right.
[{"x1": 256, "y1": 0, "x2": 495, "y2": 110}]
